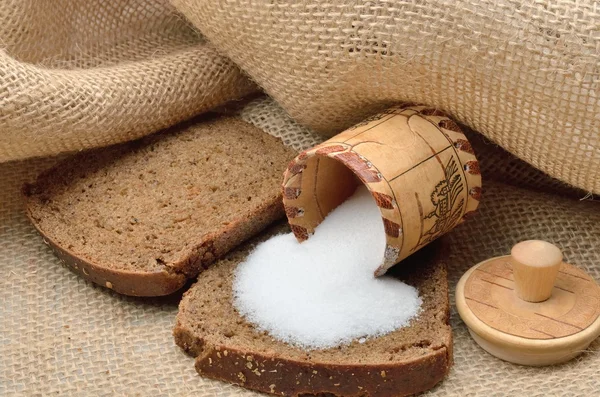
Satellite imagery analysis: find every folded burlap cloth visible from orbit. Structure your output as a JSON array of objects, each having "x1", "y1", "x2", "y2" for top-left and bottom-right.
[{"x1": 1, "y1": 1, "x2": 599, "y2": 396}]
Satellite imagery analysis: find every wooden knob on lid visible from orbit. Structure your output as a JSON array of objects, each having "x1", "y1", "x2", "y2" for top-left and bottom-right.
[{"x1": 511, "y1": 240, "x2": 563, "y2": 302}]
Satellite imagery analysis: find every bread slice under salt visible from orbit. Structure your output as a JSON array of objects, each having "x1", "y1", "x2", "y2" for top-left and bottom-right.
[
  {"x1": 174, "y1": 224, "x2": 452, "y2": 397},
  {"x1": 24, "y1": 117, "x2": 296, "y2": 296}
]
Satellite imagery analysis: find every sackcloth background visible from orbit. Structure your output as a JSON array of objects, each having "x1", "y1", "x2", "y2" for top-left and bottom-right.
[{"x1": 1, "y1": 0, "x2": 600, "y2": 396}]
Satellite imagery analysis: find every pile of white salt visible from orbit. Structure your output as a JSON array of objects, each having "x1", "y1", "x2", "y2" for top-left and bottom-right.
[{"x1": 233, "y1": 186, "x2": 422, "y2": 350}]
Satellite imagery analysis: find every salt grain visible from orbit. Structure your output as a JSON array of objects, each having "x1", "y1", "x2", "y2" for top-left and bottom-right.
[{"x1": 233, "y1": 186, "x2": 422, "y2": 350}]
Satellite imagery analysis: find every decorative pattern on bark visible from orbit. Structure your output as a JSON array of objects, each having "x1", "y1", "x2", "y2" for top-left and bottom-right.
[
  {"x1": 382, "y1": 218, "x2": 401, "y2": 238},
  {"x1": 454, "y1": 139, "x2": 475, "y2": 154},
  {"x1": 297, "y1": 150, "x2": 309, "y2": 161},
  {"x1": 315, "y1": 145, "x2": 346, "y2": 156},
  {"x1": 464, "y1": 160, "x2": 480, "y2": 175},
  {"x1": 438, "y1": 119, "x2": 462, "y2": 132},
  {"x1": 334, "y1": 152, "x2": 382, "y2": 183},
  {"x1": 469, "y1": 186, "x2": 482, "y2": 201},
  {"x1": 284, "y1": 206, "x2": 304, "y2": 218},
  {"x1": 283, "y1": 187, "x2": 301, "y2": 200},
  {"x1": 413, "y1": 157, "x2": 465, "y2": 251},
  {"x1": 287, "y1": 161, "x2": 306, "y2": 175},
  {"x1": 371, "y1": 191, "x2": 394, "y2": 209},
  {"x1": 290, "y1": 224, "x2": 310, "y2": 242}
]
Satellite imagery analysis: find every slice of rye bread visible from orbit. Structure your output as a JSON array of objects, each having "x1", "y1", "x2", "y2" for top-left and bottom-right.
[
  {"x1": 174, "y1": 224, "x2": 452, "y2": 397},
  {"x1": 24, "y1": 117, "x2": 296, "y2": 297}
]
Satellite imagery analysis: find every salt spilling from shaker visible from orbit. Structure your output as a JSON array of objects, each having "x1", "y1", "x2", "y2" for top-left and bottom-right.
[{"x1": 233, "y1": 186, "x2": 422, "y2": 349}]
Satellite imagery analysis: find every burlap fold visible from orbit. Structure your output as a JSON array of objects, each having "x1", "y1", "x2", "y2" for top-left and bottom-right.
[
  {"x1": 172, "y1": 0, "x2": 600, "y2": 194},
  {"x1": 0, "y1": 0, "x2": 257, "y2": 162}
]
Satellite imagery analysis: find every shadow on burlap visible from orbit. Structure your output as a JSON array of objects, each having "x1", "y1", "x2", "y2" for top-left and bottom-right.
[{"x1": 1, "y1": 98, "x2": 599, "y2": 396}]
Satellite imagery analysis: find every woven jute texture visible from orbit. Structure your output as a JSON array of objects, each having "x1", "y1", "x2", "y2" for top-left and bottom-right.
[
  {"x1": 1, "y1": 98, "x2": 599, "y2": 396},
  {"x1": 172, "y1": 0, "x2": 600, "y2": 194},
  {"x1": 0, "y1": 0, "x2": 257, "y2": 162}
]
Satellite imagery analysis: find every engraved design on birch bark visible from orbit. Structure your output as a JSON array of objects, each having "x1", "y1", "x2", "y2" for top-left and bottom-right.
[
  {"x1": 469, "y1": 186, "x2": 482, "y2": 201},
  {"x1": 413, "y1": 157, "x2": 465, "y2": 252},
  {"x1": 283, "y1": 187, "x2": 301, "y2": 200},
  {"x1": 438, "y1": 119, "x2": 462, "y2": 132},
  {"x1": 453, "y1": 139, "x2": 475, "y2": 154},
  {"x1": 290, "y1": 225, "x2": 310, "y2": 242},
  {"x1": 464, "y1": 160, "x2": 481, "y2": 175},
  {"x1": 297, "y1": 150, "x2": 310, "y2": 161},
  {"x1": 382, "y1": 217, "x2": 402, "y2": 238},
  {"x1": 371, "y1": 191, "x2": 394, "y2": 209},
  {"x1": 287, "y1": 161, "x2": 307, "y2": 175},
  {"x1": 334, "y1": 151, "x2": 382, "y2": 183},
  {"x1": 284, "y1": 206, "x2": 304, "y2": 218},
  {"x1": 315, "y1": 145, "x2": 346, "y2": 156},
  {"x1": 464, "y1": 257, "x2": 600, "y2": 339}
]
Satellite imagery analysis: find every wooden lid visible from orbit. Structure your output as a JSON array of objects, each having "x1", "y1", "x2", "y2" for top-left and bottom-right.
[{"x1": 456, "y1": 242, "x2": 600, "y2": 366}]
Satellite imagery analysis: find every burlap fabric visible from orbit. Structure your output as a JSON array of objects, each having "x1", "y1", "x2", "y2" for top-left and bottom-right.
[
  {"x1": 0, "y1": 0, "x2": 256, "y2": 162},
  {"x1": 171, "y1": 0, "x2": 600, "y2": 194},
  {"x1": 1, "y1": 98, "x2": 599, "y2": 396}
]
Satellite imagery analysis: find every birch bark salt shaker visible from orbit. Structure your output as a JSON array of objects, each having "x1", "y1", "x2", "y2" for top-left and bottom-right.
[{"x1": 281, "y1": 105, "x2": 482, "y2": 276}]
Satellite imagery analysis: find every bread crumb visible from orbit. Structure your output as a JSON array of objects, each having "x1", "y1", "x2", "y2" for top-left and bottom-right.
[
  {"x1": 237, "y1": 373, "x2": 246, "y2": 383},
  {"x1": 223, "y1": 350, "x2": 228, "y2": 356},
  {"x1": 269, "y1": 384, "x2": 276, "y2": 393},
  {"x1": 381, "y1": 370, "x2": 386, "y2": 378},
  {"x1": 246, "y1": 362, "x2": 253, "y2": 369},
  {"x1": 105, "y1": 281, "x2": 113, "y2": 289}
]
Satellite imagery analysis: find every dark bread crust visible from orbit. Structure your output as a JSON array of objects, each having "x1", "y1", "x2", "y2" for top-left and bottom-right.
[
  {"x1": 192, "y1": 345, "x2": 447, "y2": 397},
  {"x1": 174, "y1": 226, "x2": 452, "y2": 397},
  {"x1": 29, "y1": 222, "x2": 186, "y2": 296},
  {"x1": 24, "y1": 195, "x2": 284, "y2": 296},
  {"x1": 23, "y1": 117, "x2": 295, "y2": 296}
]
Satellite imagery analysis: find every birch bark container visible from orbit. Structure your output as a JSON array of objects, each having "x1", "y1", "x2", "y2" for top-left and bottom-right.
[{"x1": 282, "y1": 105, "x2": 482, "y2": 276}]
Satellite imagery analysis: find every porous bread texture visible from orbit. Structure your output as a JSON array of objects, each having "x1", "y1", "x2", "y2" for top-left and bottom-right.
[
  {"x1": 175, "y1": 224, "x2": 452, "y2": 397},
  {"x1": 24, "y1": 117, "x2": 296, "y2": 296}
]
